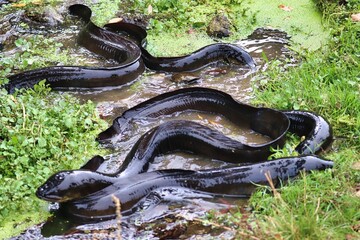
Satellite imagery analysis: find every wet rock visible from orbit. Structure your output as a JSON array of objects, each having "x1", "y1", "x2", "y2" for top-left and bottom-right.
[
  {"x1": 206, "y1": 14, "x2": 232, "y2": 38},
  {"x1": 0, "y1": 10, "x2": 25, "y2": 48},
  {"x1": 245, "y1": 27, "x2": 289, "y2": 41},
  {"x1": 170, "y1": 72, "x2": 201, "y2": 84},
  {"x1": 24, "y1": 5, "x2": 64, "y2": 27},
  {"x1": 0, "y1": 0, "x2": 10, "y2": 8},
  {"x1": 43, "y1": 6, "x2": 64, "y2": 26}
]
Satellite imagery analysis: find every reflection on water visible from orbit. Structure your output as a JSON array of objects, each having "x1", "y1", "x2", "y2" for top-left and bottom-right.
[{"x1": 10, "y1": 28, "x2": 293, "y2": 239}]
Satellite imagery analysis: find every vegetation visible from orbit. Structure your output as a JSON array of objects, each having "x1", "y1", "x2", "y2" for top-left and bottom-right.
[
  {"x1": 249, "y1": 16, "x2": 359, "y2": 240},
  {"x1": 0, "y1": 0, "x2": 359, "y2": 239},
  {"x1": 0, "y1": 84, "x2": 106, "y2": 238}
]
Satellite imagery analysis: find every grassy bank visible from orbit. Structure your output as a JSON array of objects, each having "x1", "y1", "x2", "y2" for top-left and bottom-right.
[
  {"x1": 249, "y1": 5, "x2": 360, "y2": 239},
  {"x1": 0, "y1": 85, "x2": 107, "y2": 238}
]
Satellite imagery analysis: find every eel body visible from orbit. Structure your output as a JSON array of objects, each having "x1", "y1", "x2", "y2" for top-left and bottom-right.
[
  {"x1": 4, "y1": 4, "x2": 144, "y2": 93},
  {"x1": 97, "y1": 87, "x2": 332, "y2": 155},
  {"x1": 3, "y1": 4, "x2": 255, "y2": 92},
  {"x1": 117, "y1": 120, "x2": 284, "y2": 176},
  {"x1": 105, "y1": 21, "x2": 256, "y2": 72},
  {"x1": 283, "y1": 110, "x2": 332, "y2": 154},
  {"x1": 36, "y1": 155, "x2": 333, "y2": 222}
]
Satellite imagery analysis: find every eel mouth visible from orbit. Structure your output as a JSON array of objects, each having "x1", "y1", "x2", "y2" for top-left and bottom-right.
[
  {"x1": 36, "y1": 192, "x2": 63, "y2": 202},
  {"x1": 36, "y1": 186, "x2": 65, "y2": 202}
]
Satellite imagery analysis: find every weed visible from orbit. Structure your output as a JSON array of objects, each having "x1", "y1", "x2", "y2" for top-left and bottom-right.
[
  {"x1": 0, "y1": 83, "x2": 107, "y2": 237},
  {"x1": 0, "y1": 36, "x2": 75, "y2": 83}
]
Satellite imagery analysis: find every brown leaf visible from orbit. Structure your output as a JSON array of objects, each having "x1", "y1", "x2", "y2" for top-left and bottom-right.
[
  {"x1": 108, "y1": 18, "x2": 123, "y2": 24},
  {"x1": 278, "y1": 4, "x2": 293, "y2": 12},
  {"x1": 12, "y1": 3, "x2": 26, "y2": 7},
  {"x1": 351, "y1": 13, "x2": 360, "y2": 22},
  {"x1": 32, "y1": 0, "x2": 43, "y2": 5}
]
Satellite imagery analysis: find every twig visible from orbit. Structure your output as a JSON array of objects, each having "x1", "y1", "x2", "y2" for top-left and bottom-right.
[
  {"x1": 264, "y1": 171, "x2": 281, "y2": 199},
  {"x1": 111, "y1": 195, "x2": 122, "y2": 240},
  {"x1": 314, "y1": 197, "x2": 321, "y2": 216}
]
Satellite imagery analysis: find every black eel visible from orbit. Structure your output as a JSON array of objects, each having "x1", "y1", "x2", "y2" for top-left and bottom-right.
[
  {"x1": 3, "y1": 4, "x2": 144, "y2": 93},
  {"x1": 36, "y1": 118, "x2": 285, "y2": 202},
  {"x1": 283, "y1": 110, "x2": 332, "y2": 154},
  {"x1": 117, "y1": 120, "x2": 286, "y2": 177},
  {"x1": 104, "y1": 20, "x2": 256, "y2": 72},
  {"x1": 36, "y1": 155, "x2": 333, "y2": 221},
  {"x1": 3, "y1": 4, "x2": 255, "y2": 93},
  {"x1": 97, "y1": 87, "x2": 333, "y2": 155}
]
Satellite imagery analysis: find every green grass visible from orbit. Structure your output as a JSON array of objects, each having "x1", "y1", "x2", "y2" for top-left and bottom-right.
[{"x1": 0, "y1": 84, "x2": 107, "y2": 238}]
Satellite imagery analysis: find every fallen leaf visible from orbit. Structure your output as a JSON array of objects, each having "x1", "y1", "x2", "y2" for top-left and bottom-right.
[
  {"x1": 351, "y1": 222, "x2": 360, "y2": 232},
  {"x1": 32, "y1": 0, "x2": 43, "y2": 5},
  {"x1": 197, "y1": 114, "x2": 203, "y2": 120},
  {"x1": 12, "y1": 3, "x2": 26, "y2": 7},
  {"x1": 209, "y1": 120, "x2": 218, "y2": 125},
  {"x1": 108, "y1": 18, "x2": 123, "y2": 24},
  {"x1": 278, "y1": 4, "x2": 293, "y2": 12},
  {"x1": 351, "y1": 13, "x2": 360, "y2": 22},
  {"x1": 351, "y1": 161, "x2": 360, "y2": 170},
  {"x1": 346, "y1": 234, "x2": 357, "y2": 240},
  {"x1": 147, "y1": 4, "x2": 153, "y2": 14},
  {"x1": 355, "y1": 191, "x2": 360, "y2": 198}
]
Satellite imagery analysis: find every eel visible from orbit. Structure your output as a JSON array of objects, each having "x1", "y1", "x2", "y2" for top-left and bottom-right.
[
  {"x1": 104, "y1": 21, "x2": 256, "y2": 72},
  {"x1": 3, "y1": 4, "x2": 255, "y2": 92},
  {"x1": 97, "y1": 87, "x2": 332, "y2": 155},
  {"x1": 283, "y1": 110, "x2": 333, "y2": 154},
  {"x1": 117, "y1": 120, "x2": 286, "y2": 177},
  {"x1": 36, "y1": 118, "x2": 286, "y2": 202},
  {"x1": 3, "y1": 4, "x2": 144, "y2": 93},
  {"x1": 36, "y1": 155, "x2": 333, "y2": 222}
]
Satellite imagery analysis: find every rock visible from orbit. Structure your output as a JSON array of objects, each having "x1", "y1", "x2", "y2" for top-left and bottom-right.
[
  {"x1": 170, "y1": 72, "x2": 201, "y2": 84},
  {"x1": 206, "y1": 14, "x2": 232, "y2": 38},
  {"x1": 43, "y1": 6, "x2": 64, "y2": 26}
]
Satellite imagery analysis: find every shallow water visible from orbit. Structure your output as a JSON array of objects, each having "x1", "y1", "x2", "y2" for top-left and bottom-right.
[
  {"x1": 9, "y1": 26, "x2": 293, "y2": 239},
  {"x1": 71, "y1": 27, "x2": 292, "y2": 174}
]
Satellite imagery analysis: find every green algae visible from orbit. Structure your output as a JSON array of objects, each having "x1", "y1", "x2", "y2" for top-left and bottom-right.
[
  {"x1": 85, "y1": 0, "x2": 122, "y2": 26},
  {"x1": 242, "y1": 0, "x2": 329, "y2": 50},
  {"x1": 138, "y1": 0, "x2": 329, "y2": 55}
]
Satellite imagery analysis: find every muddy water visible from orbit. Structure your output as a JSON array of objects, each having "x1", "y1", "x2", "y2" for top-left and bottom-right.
[{"x1": 10, "y1": 28, "x2": 292, "y2": 239}]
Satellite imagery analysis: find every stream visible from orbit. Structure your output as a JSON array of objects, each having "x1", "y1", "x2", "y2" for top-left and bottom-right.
[
  {"x1": 1, "y1": 4, "x2": 296, "y2": 239},
  {"x1": 8, "y1": 26, "x2": 294, "y2": 239}
]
